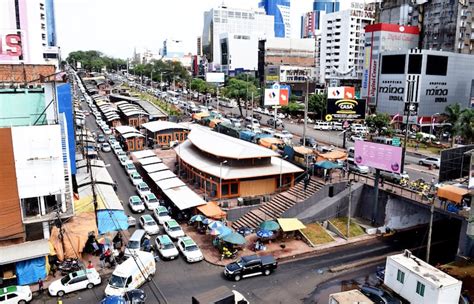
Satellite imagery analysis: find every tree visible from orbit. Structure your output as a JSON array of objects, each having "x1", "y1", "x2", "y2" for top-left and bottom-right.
[
  {"x1": 281, "y1": 102, "x2": 304, "y2": 115},
  {"x1": 308, "y1": 93, "x2": 327, "y2": 119},
  {"x1": 443, "y1": 103, "x2": 462, "y2": 146},
  {"x1": 456, "y1": 109, "x2": 474, "y2": 144},
  {"x1": 365, "y1": 113, "x2": 391, "y2": 135},
  {"x1": 222, "y1": 78, "x2": 259, "y2": 117},
  {"x1": 66, "y1": 50, "x2": 126, "y2": 72}
]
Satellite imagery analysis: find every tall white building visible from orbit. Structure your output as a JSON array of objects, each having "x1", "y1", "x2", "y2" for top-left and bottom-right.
[
  {"x1": 202, "y1": 5, "x2": 275, "y2": 71},
  {"x1": 0, "y1": 0, "x2": 60, "y2": 66},
  {"x1": 219, "y1": 33, "x2": 259, "y2": 75},
  {"x1": 319, "y1": 3, "x2": 374, "y2": 84},
  {"x1": 161, "y1": 39, "x2": 185, "y2": 59}
]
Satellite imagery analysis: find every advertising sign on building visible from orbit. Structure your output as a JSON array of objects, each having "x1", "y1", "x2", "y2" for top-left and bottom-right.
[
  {"x1": 205, "y1": 72, "x2": 225, "y2": 83},
  {"x1": 0, "y1": 31, "x2": 24, "y2": 62},
  {"x1": 279, "y1": 66, "x2": 315, "y2": 83},
  {"x1": 354, "y1": 141, "x2": 403, "y2": 173},
  {"x1": 264, "y1": 87, "x2": 289, "y2": 106},
  {"x1": 328, "y1": 87, "x2": 356, "y2": 99},
  {"x1": 326, "y1": 97, "x2": 366, "y2": 121}
]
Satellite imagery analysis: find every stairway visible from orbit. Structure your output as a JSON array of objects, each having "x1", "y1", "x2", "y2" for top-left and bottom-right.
[{"x1": 232, "y1": 179, "x2": 326, "y2": 230}]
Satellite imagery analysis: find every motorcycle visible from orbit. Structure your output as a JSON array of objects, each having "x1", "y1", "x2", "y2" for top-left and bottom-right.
[
  {"x1": 58, "y1": 258, "x2": 81, "y2": 275},
  {"x1": 220, "y1": 248, "x2": 238, "y2": 260}
]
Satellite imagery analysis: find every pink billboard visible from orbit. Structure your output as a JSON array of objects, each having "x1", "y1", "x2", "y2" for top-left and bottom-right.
[{"x1": 354, "y1": 141, "x2": 403, "y2": 173}]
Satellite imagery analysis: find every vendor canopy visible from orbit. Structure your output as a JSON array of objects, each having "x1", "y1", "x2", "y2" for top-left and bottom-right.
[
  {"x1": 437, "y1": 185, "x2": 469, "y2": 204},
  {"x1": 277, "y1": 218, "x2": 306, "y2": 232},
  {"x1": 162, "y1": 186, "x2": 206, "y2": 210},
  {"x1": 197, "y1": 201, "x2": 227, "y2": 220}
]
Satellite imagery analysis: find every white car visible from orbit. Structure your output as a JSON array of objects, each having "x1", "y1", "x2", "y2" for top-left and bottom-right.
[
  {"x1": 139, "y1": 214, "x2": 160, "y2": 235},
  {"x1": 155, "y1": 235, "x2": 179, "y2": 260},
  {"x1": 144, "y1": 193, "x2": 160, "y2": 210},
  {"x1": 103, "y1": 127, "x2": 112, "y2": 135},
  {"x1": 119, "y1": 155, "x2": 128, "y2": 166},
  {"x1": 418, "y1": 157, "x2": 440, "y2": 169},
  {"x1": 0, "y1": 285, "x2": 32, "y2": 303},
  {"x1": 163, "y1": 219, "x2": 185, "y2": 239},
  {"x1": 112, "y1": 142, "x2": 122, "y2": 153},
  {"x1": 48, "y1": 269, "x2": 101, "y2": 297},
  {"x1": 116, "y1": 149, "x2": 126, "y2": 158},
  {"x1": 350, "y1": 134, "x2": 365, "y2": 142},
  {"x1": 136, "y1": 182, "x2": 151, "y2": 199},
  {"x1": 153, "y1": 206, "x2": 171, "y2": 225},
  {"x1": 177, "y1": 236, "x2": 204, "y2": 263},
  {"x1": 129, "y1": 171, "x2": 144, "y2": 186},
  {"x1": 124, "y1": 162, "x2": 137, "y2": 174},
  {"x1": 128, "y1": 196, "x2": 145, "y2": 213},
  {"x1": 281, "y1": 130, "x2": 293, "y2": 139},
  {"x1": 101, "y1": 143, "x2": 111, "y2": 152}
]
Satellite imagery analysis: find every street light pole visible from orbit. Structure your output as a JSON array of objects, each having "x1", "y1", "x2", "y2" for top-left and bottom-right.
[
  {"x1": 219, "y1": 160, "x2": 228, "y2": 200},
  {"x1": 303, "y1": 76, "x2": 309, "y2": 147}
]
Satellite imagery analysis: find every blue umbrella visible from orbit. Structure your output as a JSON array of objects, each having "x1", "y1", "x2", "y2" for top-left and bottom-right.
[
  {"x1": 259, "y1": 220, "x2": 280, "y2": 231},
  {"x1": 190, "y1": 214, "x2": 207, "y2": 222},
  {"x1": 216, "y1": 226, "x2": 232, "y2": 238},
  {"x1": 202, "y1": 218, "x2": 212, "y2": 225},
  {"x1": 208, "y1": 221, "x2": 224, "y2": 230},
  {"x1": 222, "y1": 232, "x2": 247, "y2": 245},
  {"x1": 257, "y1": 229, "x2": 274, "y2": 238}
]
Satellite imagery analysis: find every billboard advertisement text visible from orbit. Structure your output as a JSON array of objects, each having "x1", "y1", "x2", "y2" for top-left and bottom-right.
[
  {"x1": 326, "y1": 98, "x2": 366, "y2": 120},
  {"x1": 354, "y1": 141, "x2": 403, "y2": 173},
  {"x1": 0, "y1": 32, "x2": 23, "y2": 62}
]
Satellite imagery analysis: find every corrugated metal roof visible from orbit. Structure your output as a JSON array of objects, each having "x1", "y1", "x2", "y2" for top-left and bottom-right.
[
  {"x1": 162, "y1": 186, "x2": 206, "y2": 210},
  {"x1": 138, "y1": 157, "x2": 163, "y2": 166},
  {"x1": 131, "y1": 150, "x2": 156, "y2": 160},
  {"x1": 142, "y1": 121, "x2": 189, "y2": 133},
  {"x1": 142, "y1": 163, "x2": 169, "y2": 174},
  {"x1": 176, "y1": 140, "x2": 303, "y2": 180},
  {"x1": 187, "y1": 127, "x2": 279, "y2": 160},
  {"x1": 156, "y1": 177, "x2": 186, "y2": 190},
  {"x1": 149, "y1": 170, "x2": 176, "y2": 182},
  {"x1": 0, "y1": 239, "x2": 50, "y2": 265}
]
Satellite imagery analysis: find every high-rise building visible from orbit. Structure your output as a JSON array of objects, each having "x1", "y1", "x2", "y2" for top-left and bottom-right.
[
  {"x1": 0, "y1": 0, "x2": 60, "y2": 66},
  {"x1": 161, "y1": 39, "x2": 185, "y2": 59},
  {"x1": 259, "y1": 0, "x2": 291, "y2": 38},
  {"x1": 319, "y1": 3, "x2": 375, "y2": 85},
  {"x1": 202, "y1": 5, "x2": 274, "y2": 70},
  {"x1": 301, "y1": 1, "x2": 340, "y2": 39}
]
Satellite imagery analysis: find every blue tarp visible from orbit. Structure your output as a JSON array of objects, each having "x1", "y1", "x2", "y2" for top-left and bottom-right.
[
  {"x1": 97, "y1": 210, "x2": 129, "y2": 235},
  {"x1": 15, "y1": 256, "x2": 47, "y2": 285}
]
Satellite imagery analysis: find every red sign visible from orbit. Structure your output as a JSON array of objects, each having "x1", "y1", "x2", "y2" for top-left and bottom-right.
[
  {"x1": 0, "y1": 33, "x2": 22, "y2": 58},
  {"x1": 279, "y1": 89, "x2": 289, "y2": 106}
]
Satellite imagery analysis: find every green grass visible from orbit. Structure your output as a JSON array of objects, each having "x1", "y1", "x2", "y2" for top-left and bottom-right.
[
  {"x1": 130, "y1": 88, "x2": 181, "y2": 116},
  {"x1": 330, "y1": 217, "x2": 365, "y2": 238},
  {"x1": 301, "y1": 223, "x2": 333, "y2": 245}
]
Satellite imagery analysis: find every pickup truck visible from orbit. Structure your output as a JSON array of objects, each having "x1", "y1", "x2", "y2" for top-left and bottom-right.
[{"x1": 224, "y1": 254, "x2": 277, "y2": 281}]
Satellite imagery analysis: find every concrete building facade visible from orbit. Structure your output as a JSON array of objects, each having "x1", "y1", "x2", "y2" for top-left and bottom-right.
[
  {"x1": 319, "y1": 3, "x2": 375, "y2": 85},
  {"x1": 301, "y1": 0, "x2": 340, "y2": 38},
  {"x1": 202, "y1": 5, "x2": 274, "y2": 70},
  {"x1": 259, "y1": 0, "x2": 291, "y2": 38},
  {"x1": 219, "y1": 33, "x2": 259, "y2": 75}
]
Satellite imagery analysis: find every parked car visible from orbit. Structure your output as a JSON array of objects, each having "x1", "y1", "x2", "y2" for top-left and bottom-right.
[
  {"x1": 350, "y1": 134, "x2": 365, "y2": 142},
  {"x1": 124, "y1": 289, "x2": 147, "y2": 304},
  {"x1": 116, "y1": 150, "x2": 127, "y2": 158},
  {"x1": 48, "y1": 269, "x2": 101, "y2": 297},
  {"x1": 153, "y1": 206, "x2": 171, "y2": 225},
  {"x1": 124, "y1": 162, "x2": 137, "y2": 175},
  {"x1": 314, "y1": 121, "x2": 332, "y2": 131},
  {"x1": 163, "y1": 220, "x2": 185, "y2": 239},
  {"x1": 224, "y1": 255, "x2": 278, "y2": 281},
  {"x1": 418, "y1": 157, "x2": 440, "y2": 169},
  {"x1": 0, "y1": 285, "x2": 32, "y2": 303},
  {"x1": 101, "y1": 143, "x2": 112, "y2": 152},
  {"x1": 155, "y1": 235, "x2": 179, "y2": 260},
  {"x1": 97, "y1": 134, "x2": 106, "y2": 143},
  {"x1": 379, "y1": 171, "x2": 410, "y2": 184},
  {"x1": 127, "y1": 216, "x2": 136, "y2": 227},
  {"x1": 267, "y1": 118, "x2": 283, "y2": 127},
  {"x1": 139, "y1": 214, "x2": 160, "y2": 235},
  {"x1": 119, "y1": 155, "x2": 128, "y2": 166},
  {"x1": 136, "y1": 182, "x2": 151, "y2": 199},
  {"x1": 177, "y1": 236, "x2": 203, "y2": 263},
  {"x1": 144, "y1": 193, "x2": 160, "y2": 210},
  {"x1": 300, "y1": 137, "x2": 317, "y2": 148},
  {"x1": 129, "y1": 171, "x2": 143, "y2": 186},
  {"x1": 128, "y1": 196, "x2": 145, "y2": 213},
  {"x1": 360, "y1": 285, "x2": 402, "y2": 304}
]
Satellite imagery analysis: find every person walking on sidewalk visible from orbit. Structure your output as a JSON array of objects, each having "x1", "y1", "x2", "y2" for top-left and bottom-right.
[
  {"x1": 87, "y1": 260, "x2": 94, "y2": 269},
  {"x1": 37, "y1": 278, "x2": 44, "y2": 294}
]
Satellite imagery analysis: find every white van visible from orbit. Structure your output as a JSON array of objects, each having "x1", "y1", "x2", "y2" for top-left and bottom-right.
[
  {"x1": 331, "y1": 122, "x2": 343, "y2": 131},
  {"x1": 351, "y1": 124, "x2": 368, "y2": 135},
  {"x1": 105, "y1": 251, "x2": 156, "y2": 297},
  {"x1": 314, "y1": 121, "x2": 332, "y2": 131}
]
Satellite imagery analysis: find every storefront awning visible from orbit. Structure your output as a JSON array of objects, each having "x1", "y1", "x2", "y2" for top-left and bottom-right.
[
  {"x1": 0, "y1": 239, "x2": 50, "y2": 265},
  {"x1": 277, "y1": 218, "x2": 306, "y2": 232},
  {"x1": 197, "y1": 201, "x2": 227, "y2": 220},
  {"x1": 162, "y1": 186, "x2": 206, "y2": 210},
  {"x1": 437, "y1": 185, "x2": 469, "y2": 204}
]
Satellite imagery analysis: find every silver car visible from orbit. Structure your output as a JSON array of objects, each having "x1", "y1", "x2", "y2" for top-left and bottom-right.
[{"x1": 418, "y1": 157, "x2": 440, "y2": 169}]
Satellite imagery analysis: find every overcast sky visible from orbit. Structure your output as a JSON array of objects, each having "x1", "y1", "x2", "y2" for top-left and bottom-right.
[{"x1": 54, "y1": 0, "x2": 319, "y2": 59}]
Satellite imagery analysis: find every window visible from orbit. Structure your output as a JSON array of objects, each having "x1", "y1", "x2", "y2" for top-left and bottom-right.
[
  {"x1": 408, "y1": 54, "x2": 422, "y2": 74},
  {"x1": 416, "y1": 281, "x2": 425, "y2": 296},
  {"x1": 381, "y1": 55, "x2": 406, "y2": 74},
  {"x1": 231, "y1": 183, "x2": 238, "y2": 195},
  {"x1": 426, "y1": 55, "x2": 448, "y2": 76},
  {"x1": 6, "y1": 293, "x2": 18, "y2": 299},
  {"x1": 397, "y1": 269, "x2": 405, "y2": 283}
]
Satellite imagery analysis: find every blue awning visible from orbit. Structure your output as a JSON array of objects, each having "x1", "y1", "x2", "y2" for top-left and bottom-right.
[{"x1": 97, "y1": 210, "x2": 129, "y2": 235}]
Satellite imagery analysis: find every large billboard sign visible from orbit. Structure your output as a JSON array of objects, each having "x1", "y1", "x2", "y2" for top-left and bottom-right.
[
  {"x1": 439, "y1": 145, "x2": 474, "y2": 183},
  {"x1": 354, "y1": 141, "x2": 403, "y2": 173},
  {"x1": 205, "y1": 72, "x2": 225, "y2": 83},
  {"x1": 328, "y1": 87, "x2": 356, "y2": 99},
  {"x1": 0, "y1": 31, "x2": 23, "y2": 62},
  {"x1": 279, "y1": 66, "x2": 315, "y2": 83},
  {"x1": 326, "y1": 97, "x2": 366, "y2": 121},
  {"x1": 264, "y1": 86, "x2": 289, "y2": 106}
]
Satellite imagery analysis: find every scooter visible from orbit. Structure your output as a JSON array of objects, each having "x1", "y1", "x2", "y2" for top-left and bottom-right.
[{"x1": 58, "y1": 258, "x2": 81, "y2": 275}]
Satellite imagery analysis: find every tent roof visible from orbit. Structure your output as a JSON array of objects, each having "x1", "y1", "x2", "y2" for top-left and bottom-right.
[
  {"x1": 156, "y1": 177, "x2": 186, "y2": 190},
  {"x1": 149, "y1": 170, "x2": 176, "y2": 182},
  {"x1": 317, "y1": 150, "x2": 348, "y2": 161},
  {"x1": 277, "y1": 218, "x2": 306, "y2": 232},
  {"x1": 142, "y1": 163, "x2": 169, "y2": 174},
  {"x1": 131, "y1": 150, "x2": 157, "y2": 160},
  {"x1": 142, "y1": 121, "x2": 189, "y2": 133},
  {"x1": 162, "y1": 186, "x2": 206, "y2": 210},
  {"x1": 138, "y1": 157, "x2": 162, "y2": 166},
  {"x1": 197, "y1": 201, "x2": 227, "y2": 219},
  {"x1": 437, "y1": 185, "x2": 469, "y2": 204}
]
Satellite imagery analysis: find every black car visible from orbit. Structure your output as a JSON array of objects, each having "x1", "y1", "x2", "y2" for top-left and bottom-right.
[
  {"x1": 124, "y1": 289, "x2": 146, "y2": 304},
  {"x1": 224, "y1": 254, "x2": 277, "y2": 281},
  {"x1": 299, "y1": 137, "x2": 317, "y2": 147},
  {"x1": 360, "y1": 285, "x2": 401, "y2": 304}
]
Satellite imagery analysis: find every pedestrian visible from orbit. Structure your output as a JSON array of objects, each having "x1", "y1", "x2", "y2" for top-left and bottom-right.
[
  {"x1": 431, "y1": 177, "x2": 436, "y2": 191},
  {"x1": 415, "y1": 143, "x2": 419, "y2": 151},
  {"x1": 87, "y1": 260, "x2": 94, "y2": 269},
  {"x1": 304, "y1": 173, "x2": 310, "y2": 190},
  {"x1": 38, "y1": 278, "x2": 44, "y2": 294},
  {"x1": 99, "y1": 252, "x2": 105, "y2": 269},
  {"x1": 104, "y1": 248, "x2": 112, "y2": 267},
  {"x1": 113, "y1": 232, "x2": 123, "y2": 249},
  {"x1": 143, "y1": 236, "x2": 151, "y2": 252}
]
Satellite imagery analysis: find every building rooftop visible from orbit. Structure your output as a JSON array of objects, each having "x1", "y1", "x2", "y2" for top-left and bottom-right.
[
  {"x1": 142, "y1": 121, "x2": 189, "y2": 133},
  {"x1": 329, "y1": 290, "x2": 374, "y2": 304},
  {"x1": 176, "y1": 140, "x2": 303, "y2": 180},
  {"x1": 187, "y1": 127, "x2": 279, "y2": 160},
  {"x1": 389, "y1": 251, "x2": 461, "y2": 288}
]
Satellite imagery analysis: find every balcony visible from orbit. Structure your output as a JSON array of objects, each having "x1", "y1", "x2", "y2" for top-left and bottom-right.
[{"x1": 21, "y1": 194, "x2": 74, "y2": 224}]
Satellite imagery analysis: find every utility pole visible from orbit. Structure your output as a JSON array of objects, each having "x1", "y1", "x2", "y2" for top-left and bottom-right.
[
  {"x1": 303, "y1": 76, "x2": 309, "y2": 147},
  {"x1": 87, "y1": 152, "x2": 98, "y2": 223},
  {"x1": 426, "y1": 202, "x2": 435, "y2": 263},
  {"x1": 347, "y1": 180, "x2": 352, "y2": 238}
]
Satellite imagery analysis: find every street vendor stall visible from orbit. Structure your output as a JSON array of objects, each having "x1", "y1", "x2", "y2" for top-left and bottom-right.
[
  {"x1": 437, "y1": 185, "x2": 470, "y2": 205},
  {"x1": 197, "y1": 201, "x2": 227, "y2": 220}
]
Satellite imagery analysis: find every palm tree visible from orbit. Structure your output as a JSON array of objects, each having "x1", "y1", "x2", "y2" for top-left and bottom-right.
[
  {"x1": 443, "y1": 104, "x2": 462, "y2": 146},
  {"x1": 456, "y1": 109, "x2": 474, "y2": 144}
]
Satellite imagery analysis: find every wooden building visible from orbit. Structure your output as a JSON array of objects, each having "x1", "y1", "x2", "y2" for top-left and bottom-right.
[
  {"x1": 175, "y1": 127, "x2": 303, "y2": 199},
  {"x1": 142, "y1": 121, "x2": 190, "y2": 147},
  {"x1": 116, "y1": 101, "x2": 148, "y2": 127},
  {"x1": 115, "y1": 126, "x2": 145, "y2": 151}
]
